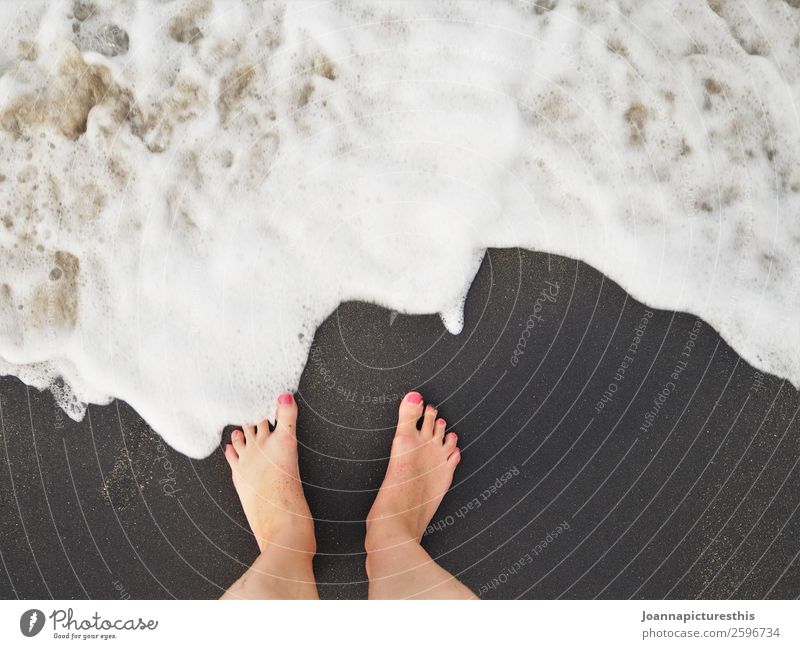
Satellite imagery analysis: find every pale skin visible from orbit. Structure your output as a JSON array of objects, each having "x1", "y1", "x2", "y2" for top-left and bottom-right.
[{"x1": 220, "y1": 390, "x2": 478, "y2": 599}]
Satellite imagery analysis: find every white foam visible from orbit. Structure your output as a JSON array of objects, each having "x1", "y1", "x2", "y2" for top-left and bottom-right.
[{"x1": 0, "y1": 0, "x2": 798, "y2": 457}]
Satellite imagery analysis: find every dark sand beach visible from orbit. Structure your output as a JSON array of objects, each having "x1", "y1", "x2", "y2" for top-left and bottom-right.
[{"x1": 1, "y1": 249, "x2": 798, "y2": 599}]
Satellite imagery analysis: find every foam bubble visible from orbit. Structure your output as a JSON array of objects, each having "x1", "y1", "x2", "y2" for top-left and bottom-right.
[{"x1": 0, "y1": 0, "x2": 798, "y2": 457}]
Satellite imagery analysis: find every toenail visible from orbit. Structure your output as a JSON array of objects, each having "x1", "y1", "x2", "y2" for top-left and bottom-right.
[
  {"x1": 278, "y1": 392, "x2": 294, "y2": 405},
  {"x1": 406, "y1": 392, "x2": 423, "y2": 404},
  {"x1": 437, "y1": 418, "x2": 446, "y2": 426}
]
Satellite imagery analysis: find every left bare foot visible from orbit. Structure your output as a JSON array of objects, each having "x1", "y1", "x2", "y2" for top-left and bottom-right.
[{"x1": 365, "y1": 391, "x2": 461, "y2": 552}]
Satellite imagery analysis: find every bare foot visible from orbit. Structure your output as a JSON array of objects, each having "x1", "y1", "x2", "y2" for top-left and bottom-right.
[
  {"x1": 224, "y1": 393, "x2": 316, "y2": 556},
  {"x1": 366, "y1": 391, "x2": 461, "y2": 551}
]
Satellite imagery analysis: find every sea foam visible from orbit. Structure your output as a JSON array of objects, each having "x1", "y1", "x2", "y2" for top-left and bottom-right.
[{"x1": 0, "y1": 0, "x2": 798, "y2": 457}]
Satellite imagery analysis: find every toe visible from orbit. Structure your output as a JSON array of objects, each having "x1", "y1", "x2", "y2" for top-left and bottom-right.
[
  {"x1": 396, "y1": 391, "x2": 424, "y2": 436},
  {"x1": 444, "y1": 432, "x2": 458, "y2": 452},
  {"x1": 231, "y1": 429, "x2": 246, "y2": 454},
  {"x1": 243, "y1": 423, "x2": 257, "y2": 443},
  {"x1": 447, "y1": 447, "x2": 461, "y2": 465},
  {"x1": 434, "y1": 417, "x2": 446, "y2": 441},
  {"x1": 257, "y1": 418, "x2": 270, "y2": 438},
  {"x1": 274, "y1": 392, "x2": 298, "y2": 437},
  {"x1": 224, "y1": 443, "x2": 238, "y2": 466},
  {"x1": 421, "y1": 403, "x2": 437, "y2": 437}
]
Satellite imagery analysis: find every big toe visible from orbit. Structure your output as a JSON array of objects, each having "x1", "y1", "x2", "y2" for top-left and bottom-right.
[{"x1": 396, "y1": 391, "x2": 424, "y2": 436}]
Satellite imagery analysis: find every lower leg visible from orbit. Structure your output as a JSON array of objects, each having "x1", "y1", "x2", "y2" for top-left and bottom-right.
[{"x1": 365, "y1": 392, "x2": 477, "y2": 600}]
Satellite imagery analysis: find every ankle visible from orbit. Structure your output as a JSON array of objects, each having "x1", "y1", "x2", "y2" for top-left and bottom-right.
[
  {"x1": 260, "y1": 537, "x2": 317, "y2": 557},
  {"x1": 364, "y1": 533, "x2": 431, "y2": 588},
  {"x1": 246, "y1": 552, "x2": 319, "y2": 599},
  {"x1": 258, "y1": 518, "x2": 317, "y2": 555},
  {"x1": 365, "y1": 519, "x2": 419, "y2": 555},
  {"x1": 257, "y1": 539, "x2": 317, "y2": 574}
]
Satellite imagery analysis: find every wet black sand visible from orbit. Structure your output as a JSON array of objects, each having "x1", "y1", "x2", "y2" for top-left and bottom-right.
[{"x1": 1, "y1": 249, "x2": 799, "y2": 599}]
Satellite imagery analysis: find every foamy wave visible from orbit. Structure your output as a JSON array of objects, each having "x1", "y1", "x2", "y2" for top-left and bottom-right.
[{"x1": 1, "y1": 0, "x2": 798, "y2": 457}]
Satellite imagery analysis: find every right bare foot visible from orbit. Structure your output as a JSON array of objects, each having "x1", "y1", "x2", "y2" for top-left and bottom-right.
[
  {"x1": 224, "y1": 392, "x2": 316, "y2": 556},
  {"x1": 366, "y1": 391, "x2": 461, "y2": 551}
]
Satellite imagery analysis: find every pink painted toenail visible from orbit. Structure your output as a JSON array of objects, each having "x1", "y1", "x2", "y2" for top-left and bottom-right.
[
  {"x1": 278, "y1": 392, "x2": 294, "y2": 405},
  {"x1": 406, "y1": 392, "x2": 423, "y2": 404},
  {"x1": 437, "y1": 418, "x2": 446, "y2": 426}
]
